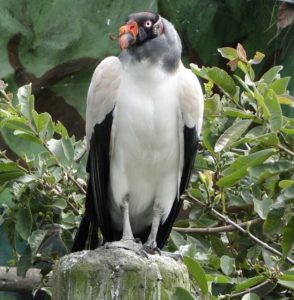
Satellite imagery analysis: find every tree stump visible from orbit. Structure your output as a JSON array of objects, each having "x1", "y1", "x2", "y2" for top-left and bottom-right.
[{"x1": 52, "y1": 244, "x2": 191, "y2": 300}]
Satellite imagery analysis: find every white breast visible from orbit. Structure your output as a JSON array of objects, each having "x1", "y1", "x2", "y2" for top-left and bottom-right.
[{"x1": 109, "y1": 60, "x2": 182, "y2": 233}]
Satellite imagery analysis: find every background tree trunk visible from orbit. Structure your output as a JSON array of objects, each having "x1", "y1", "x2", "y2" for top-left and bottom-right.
[{"x1": 0, "y1": 267, "x2": 51, "y2": 292}]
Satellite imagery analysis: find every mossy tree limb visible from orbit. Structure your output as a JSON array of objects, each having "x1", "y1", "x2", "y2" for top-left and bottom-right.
[{"x1": 52, "y1": 245, "x2": 191, "y2": 300}]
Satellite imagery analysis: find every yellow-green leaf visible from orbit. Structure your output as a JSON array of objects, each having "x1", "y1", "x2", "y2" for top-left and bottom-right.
[
  {"x1": 206, "y1": 67, "x2": 236, "y2": 98},
  {"x1": 234, "y1": 275, "x2": 267, "y2": 292},
  {"x1": 264, "y1": 89, "x2": 283, "y2": 131}
]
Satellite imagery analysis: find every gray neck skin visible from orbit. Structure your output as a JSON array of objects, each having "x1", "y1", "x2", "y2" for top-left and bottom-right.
[{"x1": 119, "y1": 18, "x2": 182, "y2": 73}]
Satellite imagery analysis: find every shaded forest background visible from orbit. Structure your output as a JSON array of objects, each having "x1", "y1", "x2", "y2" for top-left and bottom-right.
[{"x1": 0, "y1": 0, "x2": 293, "y2": 299}]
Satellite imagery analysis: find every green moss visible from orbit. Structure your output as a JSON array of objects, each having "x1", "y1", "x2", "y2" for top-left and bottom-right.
[{"x1": 52, "y1": 247, "x2": 191, "y2": 300}]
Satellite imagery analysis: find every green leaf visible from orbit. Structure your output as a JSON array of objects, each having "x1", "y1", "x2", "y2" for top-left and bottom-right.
[
  {"x1": 223, "y1": 107, "x2": 255, "y2": 119},
  {"x1": 222, "y1": 149, "x2": 275, "y2": 176},
  {"x1": 241, "y1": 293, "x2": 260, "y2": 300},
  {"x1": 210, "y1": 236, "x2": 232, "y2": 257},
  {"x1": 47, "y1": 138, "x2": 69, "y2": 166},
  {"x1": 254, "y1": 132, "x2": 279, "y2": 147},
  {"x1": 234, "y1": 75, "x2": 254, "y2": 97},
  {"x1": 55, "y1": 121, "x2": 69, "y2": 138},
  {"x1": 281, "y1": 128, "x2": 294, "y2": 134},
  {"x1": 278, "y1": 270, "x2": 294, "y2": 281},
  {"x1": 15, "y1": 205, "x2": 33, "y2": 240},
  {"x1": 282, "y1": 215, "x2": 294, "y2": 257},
  {"x1": 277, "y1": 279, "x2": 294, "y2": 290},
  {"x1": 264, "y1": 89, "x2": 283, "y2": 131},
  {"x1": 171, "y1": 287, "x2": 194, "y2": 300},
  {"x1": 17, "y1": 245, "x2": 32, "y2": 278},
  {"x1": 220, "y1": 255, "x2": 235, "y2": 275},
  {"x1": 28, "y1": 229, "x2": 48, "y2": 255},
  {"x1": 248, "y1": 161, "x2": 294, "y2": 184},
  {"x1": 253, "y1": 87, "x2": 270, "y2": 119},
  {"x1": 33, "y1": 112, "x2": 54, "y2": 141},
  {"x1": 4, "y1": 117, "x2": 34, "y2": 134},
  {"x1": 190, "y1": 64, "x2": 209, "y2": 80},
  {"x1": 205, "y1": 94, "x2": 221, "y2": 116},
  {"x1": 170, "y1": 230, "x2": 187, "y2": 249},
  {"x1": 206, "y1": 67, "x2": 236, "y2": 97},
  {"x1": 17, "y1": 84, "x2": 34, "y2": 121},
  {"x1": 14, "y1": 130, "x2": 42, "y2": 144},
  {"x1": 217, "y1": 149, "x2": 276, "y2": 187},
  {"x1": 269, "y1": 77, "x2": 291, "y2": 95},
  {"x1": 74, "y1": 138, "x2": 87, "y2": 161},
  {"x1": 263, "y1": 207, "x2": 284, "y2": 235},
  {"x1": 214, "y1": 119, "x2": 251, "y2": 152},
  {"x1": 261, "y1": 66, "x2": 283, "y2": 84},
  {"x1": 206, "y1": 273, "x2": 232, "y2": 284},
  {"x1": 279, "y1": 180, "x2": 294, "y2": 189},
  {"x1": 234, "y1": 275, "x2": 267, "y2": 292},
  {"x1": 0, "y1": 162, "x2": 25, "y2": 184},
  {"x1": 51, "y1": 198, "x2": 67, "y2": 209},
  {"x1": 62, "y1": 138, "x2": 74, "y2": 162},
  {"x1": 253, "y1": 198, "x2": 273, "y2": 220},
  {"x1": 217, "y1": 47, "x2": 238, "y2": 60},
  {"x1": 183, "y1": 256, "x2": 209, "y2": 295},
  {"x1": 277, "y1": 184, "x2": 294, "y2": 204}
]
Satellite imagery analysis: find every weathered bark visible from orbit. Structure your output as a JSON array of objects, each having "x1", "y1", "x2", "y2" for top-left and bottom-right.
[
  {"x1": 0, "y1": 267, "x2": 51, "y2": 292},
  {"x1": 52, "y1": 245, "x2": 191, "y2": 300}
]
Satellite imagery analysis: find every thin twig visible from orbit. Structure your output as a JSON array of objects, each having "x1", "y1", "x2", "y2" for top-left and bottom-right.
[
  {"x1": 229, "y1": 279, "x2": 274, "y2": 298},
  {"x1": 186, "y1": 191, "x2": 294, "y2": 265},
  {"x1": 278, "y1": 144, "x2": 294, "y2": 157},
  {"x1": 173, "y1": 218, "x2": 262, "y2": 233}
]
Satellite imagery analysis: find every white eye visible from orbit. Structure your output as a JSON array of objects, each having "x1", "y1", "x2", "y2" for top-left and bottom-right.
[{"x1": 144, "y1": 20, "x2": 153, "y2": 28}]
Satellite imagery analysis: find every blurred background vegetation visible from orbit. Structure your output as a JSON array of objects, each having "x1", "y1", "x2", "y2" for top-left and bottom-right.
[{"x1": 0, "y1": 0, "x2": 293, "y2": 299}]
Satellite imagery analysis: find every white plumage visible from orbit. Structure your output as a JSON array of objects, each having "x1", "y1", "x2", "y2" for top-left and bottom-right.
[
  {"x1": 73, "y1": 12, "x2": 204, "y2": 252},
  {"x1": 86, "y1": 56, "x2": 203, "y2": 246}
]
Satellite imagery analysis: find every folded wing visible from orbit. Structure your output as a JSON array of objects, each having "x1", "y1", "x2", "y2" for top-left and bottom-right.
[{"x1": 72, "y1": 57, "x2": 122, "y2": 251}]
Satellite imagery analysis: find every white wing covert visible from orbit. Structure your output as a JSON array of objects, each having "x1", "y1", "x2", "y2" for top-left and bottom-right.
[
  {"x1": 178, "y1": 62, "x2": 204, "y2": 136},
  {"x1": 86, "y1": 56, "x2": 122, "y2": 143}
]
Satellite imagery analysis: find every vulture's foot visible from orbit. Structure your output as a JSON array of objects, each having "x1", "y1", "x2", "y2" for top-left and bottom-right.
[{"x1": 141, "y1": 244, "x2": 161, "y2": 255}]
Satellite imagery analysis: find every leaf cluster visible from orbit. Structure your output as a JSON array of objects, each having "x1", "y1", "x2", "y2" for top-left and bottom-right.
[
  {"x1": 169, "y1": 44, "x2": 294, "y2": 299},
  {"x1": 0, "y1": 83, "x2": 87, "y2": 289}
]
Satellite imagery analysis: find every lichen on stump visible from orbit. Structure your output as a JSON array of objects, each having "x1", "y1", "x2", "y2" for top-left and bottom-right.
[{"x1": 52, "y1": 244, "x2": 191, "y2": 300}]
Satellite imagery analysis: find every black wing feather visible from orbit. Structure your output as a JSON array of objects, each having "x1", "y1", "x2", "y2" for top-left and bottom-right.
[
  {"x1": 155, "y1": 125, "x2": 199, "y2": 249},
  {"x1": 72, "y1": 111, "x2": 116, "y2": 251}
]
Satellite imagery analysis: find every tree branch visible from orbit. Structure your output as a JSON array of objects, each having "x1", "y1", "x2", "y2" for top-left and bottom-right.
[
  {"x1": 186, "y1": 192, "x2": 294, "y2": 265},
  {"x1": 0, "y1": 267, "x2": 51, "y2": 292},
  {"x1": 173, "y1": 218, "x2": 262, "y2": 233},
  {"x1": 229, "y1": 279, "x2": 274, "y2": 298}
]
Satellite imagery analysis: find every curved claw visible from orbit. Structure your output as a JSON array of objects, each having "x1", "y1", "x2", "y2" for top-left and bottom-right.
[{"x1": 142, "y1": 244, "x2": 161, "y2": 255}]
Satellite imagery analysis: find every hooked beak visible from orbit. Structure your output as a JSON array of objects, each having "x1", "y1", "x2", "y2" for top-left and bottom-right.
[{"x1": 118, "y1": 21, "x2": 138, "y2": 50}]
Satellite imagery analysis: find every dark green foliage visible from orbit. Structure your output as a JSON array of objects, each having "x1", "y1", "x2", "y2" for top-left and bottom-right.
[
  {"x1": 0, "y1": 83, "x2": 87, "y2": 294},
  {"x1": 169, "y1": 45, "x2": 294, "y2": 299},
  {"x1": 0, "y1": 0, "x2": 293, "y2": 298}
]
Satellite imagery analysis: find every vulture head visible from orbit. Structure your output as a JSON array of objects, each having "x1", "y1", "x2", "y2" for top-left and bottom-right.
[{"x1": 118, "y1": 12, "x2": 182, "y2": 72}]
